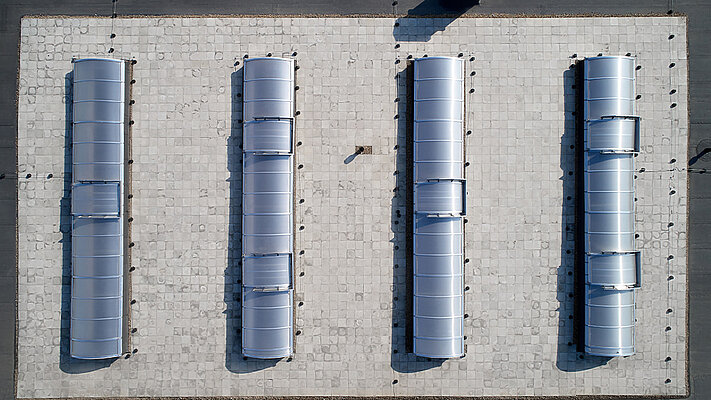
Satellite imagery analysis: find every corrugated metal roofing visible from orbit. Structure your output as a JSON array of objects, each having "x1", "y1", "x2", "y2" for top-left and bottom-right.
[
  {"x1": 241, "y1": 57, "x2": 295, "y2": 359},
  {"x1": 70, "y1": 58, "x2": 126, "y2": 359},
  {"x1": 412, "y1": 57, "x2": 466, "y2": 359},
  {"x1": 582, "y1": 56, "x2": 641, "y2": 357}
]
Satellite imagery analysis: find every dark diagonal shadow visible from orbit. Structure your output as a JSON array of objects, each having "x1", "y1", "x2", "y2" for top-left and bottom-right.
[
  {"x1": 393, "y1": 0, "x2": 479, "y2": 42},
  {"x1": 344, "y1": 147, "x2": 366, "y2": 164},
  {"x1": 555, "y1": 64, "x2": 612, "y2": 372},
  {"x1": 688, "y1": 143, "x2": 711, "y2": 167},
  {"x1": 390, "y1": 63, "x2": 445, "y2": 374}
]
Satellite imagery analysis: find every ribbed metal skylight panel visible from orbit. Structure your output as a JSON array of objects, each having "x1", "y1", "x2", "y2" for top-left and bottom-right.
[
  {"x1": 70, "y1": 58, "x2": 126, "y2": 359},
  {"x1": 412, "y1": 57, "x2": 465, "y2": 358},
  {"x1": 582, "y1": 56, "x2": 641, "y2": 357},
  {"x1": 242, "y1": 57, "x2": 294, "y2": 359}
]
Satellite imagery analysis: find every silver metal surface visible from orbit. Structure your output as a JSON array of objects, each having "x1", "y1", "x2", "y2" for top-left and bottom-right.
[
  {"x1": 71, "y1": 183, "x2": 121, "y2": 217},
  {"x1": 242, "y1": 57, "x2": 295, "y2": 359},
  {"x1": 583, "y1": 56, "x2": 635, "y2": 121},
  {"x1": 244, "y1": 119, "x2": 293, "y2": 153},
  {"x1": 70, "y1": 58, "x2": 125, "y2": 359},
  {"x1": 72, "y1": 60, "x2": 124, "y2": 183},
  {"x1": 414, "y1": 180, "x2": 465, "y2": 216},
  {"x1": 243, "y1": 58, "x2": 294, "y2": 122},
  {"x1": 412, "y1": 57, "x2": 465, "y2": 359},
  {"x1": 582, "y1": 56, "x2": 640, "y2": 357},
  {"x1": 586, "y1": 253, "x2": 639, "y2": 287},
  {"x1": 586, "y1": 117, "x2": 638, "y2": 151},
  {"x1": 584, "y1": 288, "x2": 636, "y2": 356},
  {"x1": 242, "y1": 290, "x2": 294, "y2": 359}
]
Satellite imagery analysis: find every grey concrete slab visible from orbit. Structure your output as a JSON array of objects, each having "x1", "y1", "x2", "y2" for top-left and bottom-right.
[{"x1": 16, "y1": 15, "x2": 689, "y2": 398}]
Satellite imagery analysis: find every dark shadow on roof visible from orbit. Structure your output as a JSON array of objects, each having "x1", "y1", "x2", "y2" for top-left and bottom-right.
[
  {"x1": 393, "y1": 0, "x2": 479, "y2": 42},
  {"x1": 389, "y1": 62, "x2": 448, "y2": 374},
  {"x1": 555, "y1": 64, "x2": 613, "y2": 372}
]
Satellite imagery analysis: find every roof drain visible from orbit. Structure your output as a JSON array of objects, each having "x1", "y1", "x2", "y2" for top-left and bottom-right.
[
  {"x1": 412, "y1": 57, "x2": 465, "y2": 358},
  {"x1": 582, "y1": 56, "x2": 641, "y2": 357},
  {"x1": 242, "y1": 57, "x2": 295, "y2": 359}
]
